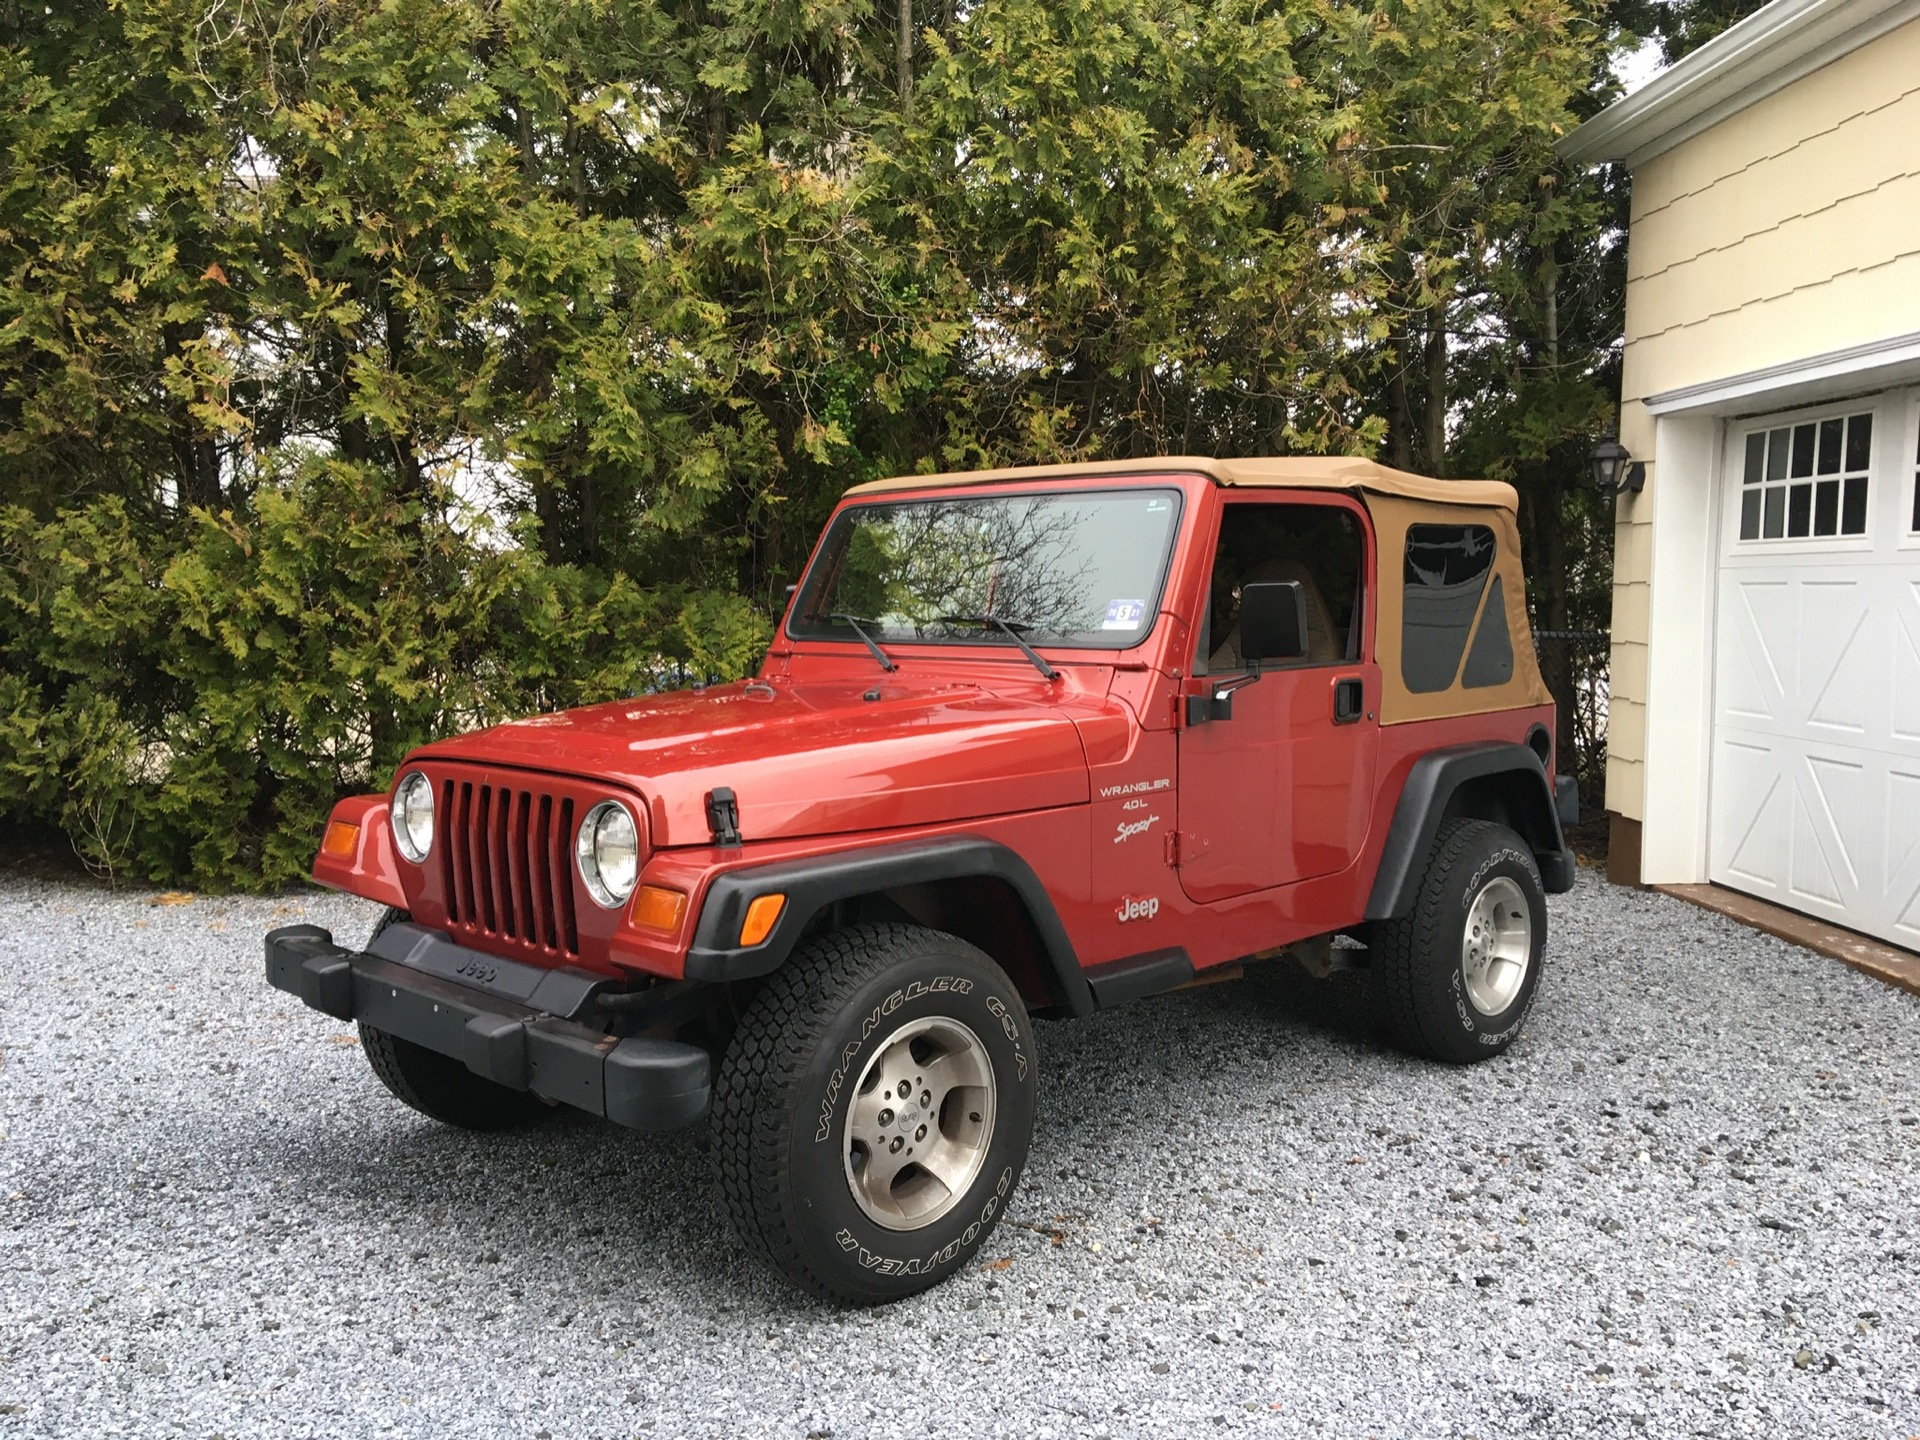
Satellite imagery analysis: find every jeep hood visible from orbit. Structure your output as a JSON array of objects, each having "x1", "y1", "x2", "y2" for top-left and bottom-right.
[{"x1": 412, "y1": 677, "x2": 1093, "y2": 847}]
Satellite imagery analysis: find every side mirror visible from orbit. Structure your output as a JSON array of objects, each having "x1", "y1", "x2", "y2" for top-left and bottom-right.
[
  {"x1": 1239, "y1": 581, "x2": 1308, "y2": 664},
  {"x1": 1183, "y1": 580, "x2": 1311, "y2": 727}
]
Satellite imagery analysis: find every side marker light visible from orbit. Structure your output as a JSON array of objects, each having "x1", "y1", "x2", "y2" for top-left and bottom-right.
[
  {"x1": 739, "y1": 894, "x2": 786, "y2": 947},
  {"x1": 632, "y1": 885, "x2": 688, "y2": 934}
]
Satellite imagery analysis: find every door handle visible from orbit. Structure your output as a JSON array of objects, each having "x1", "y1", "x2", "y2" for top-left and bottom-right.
[{"x1": 1333, "y1": 676, "x2": 1364, "y2": 724}]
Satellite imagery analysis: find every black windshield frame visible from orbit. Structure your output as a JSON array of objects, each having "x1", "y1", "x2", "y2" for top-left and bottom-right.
[{"x1": 786, "y1": 485, "x2": 1187, "y2": 653}]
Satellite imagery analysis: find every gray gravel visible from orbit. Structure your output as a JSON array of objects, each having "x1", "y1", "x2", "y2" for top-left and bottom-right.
[{"x1": 2, "y1": 868, "x2": 1918, "y2": 1439}]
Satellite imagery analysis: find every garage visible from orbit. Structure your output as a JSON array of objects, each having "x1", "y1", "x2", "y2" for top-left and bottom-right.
[
  {"x1": 1558, "y1": 0, "x2": 1920, "y2": 950},
  {"x1": 1709, "y1": 392, "x2": 1920, "y2": 945}
]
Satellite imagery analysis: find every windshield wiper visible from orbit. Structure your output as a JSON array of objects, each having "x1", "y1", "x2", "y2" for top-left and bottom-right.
[
  {"x1": 933, "y1": 613, "x2": 1060, "y2": 681},
  {"x1": 828, "y1": 613, "x2": 898, "y2": 673}
]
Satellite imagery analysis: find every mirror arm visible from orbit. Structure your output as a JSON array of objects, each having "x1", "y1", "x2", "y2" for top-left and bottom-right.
[{"x1": 1185, "y1": 662, "x2": 1262, "y2": 726}]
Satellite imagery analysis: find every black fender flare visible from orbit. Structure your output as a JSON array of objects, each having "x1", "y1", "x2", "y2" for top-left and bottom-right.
[
  {"x1": 682, "y1": 835, "x2": 1094, "y2": 1017},
  {"x1": 1365, "y1": 742, "x2": 1575, "y2": 921}
]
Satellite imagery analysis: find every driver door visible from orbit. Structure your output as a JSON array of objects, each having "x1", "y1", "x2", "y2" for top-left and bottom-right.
[{"x1": 1175, "y1": 495, "x2": 1381, "y2": 905}]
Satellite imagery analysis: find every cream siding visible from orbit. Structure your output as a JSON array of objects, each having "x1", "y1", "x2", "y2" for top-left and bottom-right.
[
  {"x1": 1626, "y1": 17, "x2": 1920, "y2": 215},
  {"x1": 1627, "y1": 175, "x2": 1920, "y2": 343},
  {"x1": 1624, "y1": 90, "x2": 1920, "y2": 281},
  {"x1": 1620, "y1": 256, "x2": 1920, "y2": 406},
  {"x1": 1603, "y1": 14, "x2": 1920, "y2": 821}
]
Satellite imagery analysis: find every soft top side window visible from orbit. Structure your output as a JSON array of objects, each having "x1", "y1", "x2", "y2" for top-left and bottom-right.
[
  {"x1": 1198, "y1": 502, "x2": 1363, "y2": 673},
  {"x1": 1402, "y1": 523, "x2": 1508, "y2": 693}
]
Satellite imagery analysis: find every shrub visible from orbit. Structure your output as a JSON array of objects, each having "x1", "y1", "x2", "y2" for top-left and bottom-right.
[{"x1": 0, "y1": 467, "x2": 766, "y2": 890}]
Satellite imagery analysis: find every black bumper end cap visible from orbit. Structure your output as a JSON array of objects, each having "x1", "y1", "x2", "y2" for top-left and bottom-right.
[
  {"x1": 604, "y1": 1038, "x2": 711, "y2": 1130},
  {"x1": 265, "y1": 924, "x2": 354, "y2": 1020}
]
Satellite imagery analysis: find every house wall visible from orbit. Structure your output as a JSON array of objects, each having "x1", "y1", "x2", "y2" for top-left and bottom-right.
[{"x1": 1607, "y1": 14, "x2": 1920, "y2": 824}]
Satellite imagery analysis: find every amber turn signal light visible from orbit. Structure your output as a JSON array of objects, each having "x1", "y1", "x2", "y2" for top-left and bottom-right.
[
  {"x1": 739, "y1": 893, "x2": 786, "y2": 947},
  {"x1": 631, "y1": 885, "x2": 688, "y2": 933},
  {"x1": 320, "y1": 820, "x2": 359, "y2": 859}
]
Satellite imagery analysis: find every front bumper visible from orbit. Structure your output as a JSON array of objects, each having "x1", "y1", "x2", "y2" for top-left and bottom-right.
[{"x1": 265, "y1": 922, "x2": 710, "y2": 1130}]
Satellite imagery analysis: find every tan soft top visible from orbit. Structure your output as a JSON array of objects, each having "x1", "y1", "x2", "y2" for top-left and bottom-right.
[{"x1": 845, "y1": 455, "x2": 1518, "y2": 510}]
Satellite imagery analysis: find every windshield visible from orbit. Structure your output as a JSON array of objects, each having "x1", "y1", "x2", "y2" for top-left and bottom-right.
[{"x1": 789, "y1": 487, "x2": 1183, "y2": 650}]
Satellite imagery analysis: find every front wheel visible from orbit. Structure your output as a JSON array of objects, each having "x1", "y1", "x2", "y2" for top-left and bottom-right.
[
  {"x1": 711, "y1": 923, "x2": 1038, "y2": 1304},
  {"x1": 1371, "y1": 819, "x2": 1546, "y2": 1064}
]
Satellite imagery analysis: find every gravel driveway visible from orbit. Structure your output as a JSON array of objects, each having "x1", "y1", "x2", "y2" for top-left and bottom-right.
[{"x1": 2, "y1": 869, "x2": 1917, "y2": 1439}]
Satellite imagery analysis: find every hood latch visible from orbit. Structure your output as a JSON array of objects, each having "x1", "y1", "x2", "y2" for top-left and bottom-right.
[{"x1": 705, "y1": 787, "x2": 743, "y2": 847}]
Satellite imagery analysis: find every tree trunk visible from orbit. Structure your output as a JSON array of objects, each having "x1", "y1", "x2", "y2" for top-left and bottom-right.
[
  {"x1": 167, "y1": 425, "x2": 220, "y2": 512},
  {"x1": 1537, "y1": 262, "x2": 1578, "y2": 781},
  {"x1": 897, "y1": 0, "x2": 913, "y2": 117},
  {"x1": 383, "y1": 294, "x2": 423, "y2": 501},
  {"x1": 1386, "y1": 320, "x2": 1414, "y2": 472},
  {"x1": 533, "y1": 479, "x2": 564, "y2": 566},
  {"x1": 1422, "y1": 300, "x2": 1447, "y2": 475},
  {"x1": 162, "y1": 322, "x2": 221, "y2": 511}
]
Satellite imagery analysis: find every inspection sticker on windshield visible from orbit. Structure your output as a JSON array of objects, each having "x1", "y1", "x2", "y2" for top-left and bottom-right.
[{"x1": 1102, "y1": 599, "x2": 1147, "y2": 631}]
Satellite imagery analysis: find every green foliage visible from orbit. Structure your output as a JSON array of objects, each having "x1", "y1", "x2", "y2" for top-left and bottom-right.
[
  {"x1": 0, "y1": 474, "x2": 764, "y2": 889},
  {"x1": 0, "y1": 0, "x2": 1628, "y2": 886}
]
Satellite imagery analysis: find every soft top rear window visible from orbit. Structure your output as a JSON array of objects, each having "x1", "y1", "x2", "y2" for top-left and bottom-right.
[{"x1": 1402, "y1": 523, "x2": 1497, "y2": 693}]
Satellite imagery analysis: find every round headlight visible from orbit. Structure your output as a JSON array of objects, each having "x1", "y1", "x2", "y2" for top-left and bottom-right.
[
  {"x1": 390, "y1": 770, "x2": 434, "y2": 864},
  {"x1": 577, "y1": 801, "x2": 639, "y2": 909}
]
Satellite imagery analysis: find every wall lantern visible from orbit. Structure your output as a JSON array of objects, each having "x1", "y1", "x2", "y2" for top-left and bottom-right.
[{"x1": 1588, "y1": 428, "x2": 1646, "y2": 497}]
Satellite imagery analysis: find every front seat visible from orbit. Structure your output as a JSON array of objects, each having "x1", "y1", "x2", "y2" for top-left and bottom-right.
[{"x1": 1208, "y1": 557, "x2": 1344, "y2": 671}]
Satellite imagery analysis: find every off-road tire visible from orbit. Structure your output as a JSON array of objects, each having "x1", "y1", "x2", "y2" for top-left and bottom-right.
[
  {"x1": 355, "y1": 909, "x2": 543, "y2": 1129},
  {"x1": 359, "y1": 1024, "x2": 543, "y2": 1128},
  {"x1": 1372, "y1": 819, "x2": 1546, "y2": 1064},
  {"x1": 711, "y1": 923, "x2": 1038, "y2": 1304}
]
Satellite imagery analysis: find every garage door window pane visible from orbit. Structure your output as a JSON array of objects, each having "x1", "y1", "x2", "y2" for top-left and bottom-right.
[
  {"x1": 1766, "y1": 429, "x2": 1790, "y2": 481},
  {"x1": 1846, "y1": 414, "x2": 1873, "y2": 473},
  {"x1": 1912, "y1": 422, "x2": 1920, "y2": 533},
  {"x1": 1790, "y1": 424, "x2": 1816, "y2": 477},
  {"x1": 1843, "y1": 475, "x2": 1868, "y2": 534},
  {"x1": 1818, "y1": 418, "x2": 1844, "y2": 474},
  {"x1": 1763, "y1": 485, "x2": 1786, "y2": 538},
  {"x1": 1787, "y1": 483, "x2": 1812, "y2": 537},
  {"x1": 1740, "y1": 412, "x2": 1872, "y2": 543},
  {"x1": 1814, "y1": 479, "x2": 1839, "y2": 535}
]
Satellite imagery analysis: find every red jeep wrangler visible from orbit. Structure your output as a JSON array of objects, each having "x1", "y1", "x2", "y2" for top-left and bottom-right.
[{"x1": 267, "y1": 456, "x2": 1577, "y2": 1302}]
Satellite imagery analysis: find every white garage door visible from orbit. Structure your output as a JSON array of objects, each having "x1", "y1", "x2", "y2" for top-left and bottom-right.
[{"x1": 1709, "y1": 389, "x2": 1920, "y2": 946}]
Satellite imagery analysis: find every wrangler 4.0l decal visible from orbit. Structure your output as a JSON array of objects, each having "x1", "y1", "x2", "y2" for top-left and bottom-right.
[{"x1": 1098, "y1": 777, "x2": 1171, "y2": 799}]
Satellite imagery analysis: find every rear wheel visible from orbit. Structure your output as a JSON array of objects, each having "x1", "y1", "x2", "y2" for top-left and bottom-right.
[
  {"x1": 1371, "y1": 819, "x2": 1546, "y2": 1063},
  {"x1": 711, "y1": 923, "x2": 1038, "y2": 1304}
]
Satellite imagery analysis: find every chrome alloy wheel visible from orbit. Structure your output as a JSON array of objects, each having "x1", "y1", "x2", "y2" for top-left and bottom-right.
[
  {"x1": 1461, "y1": 875, "x2": 1533, "y2": 1016},
  {"x1": 843, "y1": 1016, "x2": 997, "y2": 1231}
]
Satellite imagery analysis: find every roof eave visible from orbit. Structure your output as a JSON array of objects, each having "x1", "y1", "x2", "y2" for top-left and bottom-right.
[{"x1": 1557, "y1": 0, "x2": 1920, "y2": 167}]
